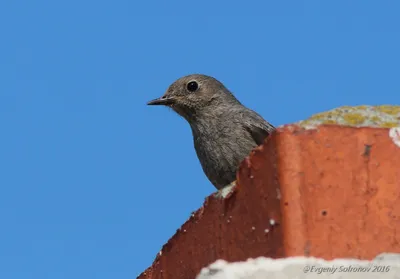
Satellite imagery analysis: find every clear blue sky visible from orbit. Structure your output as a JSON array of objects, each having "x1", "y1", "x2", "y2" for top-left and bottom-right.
[{"x1": 0, "y1": 1, "x2": 399, "y2": 278}]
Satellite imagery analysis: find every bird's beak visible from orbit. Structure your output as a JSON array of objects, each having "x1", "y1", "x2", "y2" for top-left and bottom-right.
[{"x1": 147, "y1": 96, "x2": 175, "y2": 106}]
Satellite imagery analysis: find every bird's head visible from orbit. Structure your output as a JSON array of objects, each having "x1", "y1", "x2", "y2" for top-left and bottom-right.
[{"x1": 147, "y1": 74, "x2": 238, "y2": 121}]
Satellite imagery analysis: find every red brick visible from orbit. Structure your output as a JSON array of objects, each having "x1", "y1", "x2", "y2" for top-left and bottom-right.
[{"x1": 138, "y1": 125, "x2": 400, "y2": 279}]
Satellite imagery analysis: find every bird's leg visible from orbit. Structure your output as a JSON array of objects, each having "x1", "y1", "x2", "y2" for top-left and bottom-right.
[{"x1": 213, "y1": 180, "x2": 237, "y2": 199}]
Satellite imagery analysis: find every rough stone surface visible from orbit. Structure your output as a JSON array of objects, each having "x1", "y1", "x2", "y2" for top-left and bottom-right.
[
  {"x1": 297, "y1": 105, "x2": 400, "y2": 128},
  {"x1": 196, "y1": 253, "x2": 400, "y2": 279},
  {"x1": 137, "y1": 106, "x2": 400, "y2": 279}
]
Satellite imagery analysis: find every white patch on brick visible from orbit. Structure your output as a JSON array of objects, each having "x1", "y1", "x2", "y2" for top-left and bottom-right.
[
  {"x1": 389, "y1": 127, "x2": 400, "y2": 148},
  {"x1": 196, "y1": 253, "x2": 400, "y2": 279}
]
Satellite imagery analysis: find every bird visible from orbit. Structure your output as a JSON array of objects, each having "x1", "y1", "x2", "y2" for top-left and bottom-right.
[{"x1": 147, "y1": 74, "x2": 275, "y2": 190}]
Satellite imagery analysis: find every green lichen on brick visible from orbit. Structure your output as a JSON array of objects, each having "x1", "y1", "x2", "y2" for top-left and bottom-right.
[
  {"x1": 381, "y1": 122, "x2": 399, "y2": 128},
  {"x1": 324, "y1": 120, "x2": 337, "y2": 125},
  {"x1": 376, "y1": 105, "x2": 400, "y2": 115},
  {"x1": 309, "y1": 112, "x2": 328, "y2": 121},
  {"x1": 370, "y1": 116, "x2": 381, "y2": 124},
  {"x1": 297, "y1": 105, "x2": 400, "y2": 128},
  {"x1": 342, "y1": 113, "x2": 366, "y2": 125}
]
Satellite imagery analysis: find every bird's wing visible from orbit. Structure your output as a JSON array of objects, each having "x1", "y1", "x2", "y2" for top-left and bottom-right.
[{"x1": 243, "y1": 112, "x2": 276, "y2": 146}]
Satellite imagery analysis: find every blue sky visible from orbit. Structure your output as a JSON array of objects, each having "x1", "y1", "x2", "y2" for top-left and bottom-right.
[{"x1": 0, "y1": 1, "x2": 399, "y2": 278}]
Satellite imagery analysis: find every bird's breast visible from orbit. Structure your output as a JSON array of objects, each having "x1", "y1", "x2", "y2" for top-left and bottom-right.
[{"x1": 191, "y1": 124, "x2": 257, "y2": 188}]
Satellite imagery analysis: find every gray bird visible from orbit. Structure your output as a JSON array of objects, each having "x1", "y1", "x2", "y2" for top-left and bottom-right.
[{"x1": 147, "y1": 74, "x2": 275, "y2": 190}]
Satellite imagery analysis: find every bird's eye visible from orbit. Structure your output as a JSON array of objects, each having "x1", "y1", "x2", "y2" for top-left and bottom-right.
[{"x1": 186, "y1": 81, "x2": 199, "y2": 92}]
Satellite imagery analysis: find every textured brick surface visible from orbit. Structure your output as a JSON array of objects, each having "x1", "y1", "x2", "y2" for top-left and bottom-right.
[{"x1": 138, "y1": 124, "x2": 400, "y2": 279}]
